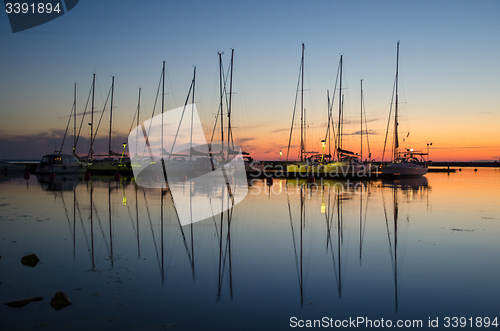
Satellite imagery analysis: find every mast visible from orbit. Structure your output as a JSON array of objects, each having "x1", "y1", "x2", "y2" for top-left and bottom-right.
[
  {"x1": 228, "y1": 49, "x2": 234, "y2": 146},
  {"x1": 300, "y1": 43, "x2": 304, "y2": 162},
  {"x1": 109, "y1": 76, "x2": 115, "y2": 159},
  {"x1": 327, "y1": 90, "x2": 331, "y2": 157},
  {"x1": 162, "y1": 61, "x2": 165, "y2": 166},
  {"x1": 360, "y1": 79, "x2": 363, "y2": 162},
  {"x1": 90, "y1": 73, "x2": 95, "y2": 160},
  {"x1": 337, "y1": 55, "x2": 343, "y2": 161},
  {"x1": 190, "y1": 67, "x2": 196, "y2": 160},
  {"x1": 73, "y1": 82, "x2": 77, "y2": 156},
  {"x1": 218, "y1": 52, "x2": 224, "y2": 159},
  {"x1": 394, "y1": 41, "x2": 400, "y2": 161}
]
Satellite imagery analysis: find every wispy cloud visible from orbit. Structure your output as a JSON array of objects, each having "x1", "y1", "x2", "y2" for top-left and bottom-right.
[
  {"x1": 0, "y1": 130, "x2": 128, "y2": 160},
  {"x1": 343, "y1": 130, "x2": 380, "y2": 136}
]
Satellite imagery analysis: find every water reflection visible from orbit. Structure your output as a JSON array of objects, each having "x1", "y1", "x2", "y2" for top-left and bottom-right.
[
  {"x1": 382, "y1": 177, "x2": 430, "y2": 311},
  {"x1": 2, "y1": 170, "x2": 500, "y2": 330}
]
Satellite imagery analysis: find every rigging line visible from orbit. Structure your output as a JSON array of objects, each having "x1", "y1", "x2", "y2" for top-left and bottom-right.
[
  {"x1": 286, "y1": 59, "x2": 303, "y2": 163},
  {"x1": 126, "y1": 204, "x2": 138, "y2": 236},
  {"x1": 220, "y1": 208, "x2": 232, "y2": 282},
  {"x1": 325, "y1": 62, "x2": 340, "y2": 158},
  {"x1": 74, "y1": 82, "x2": 93, "y2": 150},
  {"x1": 209, "y1": 102, "x2": 220, "y2": 145},
  {"x1": 92, "y1": 85, "x2": 112, "y2": 144},
  {"x1": 170, "y1": 190, "x2": 194, "y2": 265},
  {"x1": 209, "y1": 197, "x2": 221, "y2": 241},
  {"x1": 92, "y1": 202, "x2": 111, "y2": 255},
  {"x1": 286, "y1": 184, "x2": 302, "y2": 288},
  {"x1": 142, "y1": 70, "x2": 163, "y2": 158},
  {"x1": 362, "y1": 90, "x2": 372, "y2": 159},
  {"x1": 127, "y1": 89, "x2": 141, "y2": 135},
  {"x1": 381, "y1": 187, "x2": 396, "y2": 275},
  {"x1": 327, "y1": 192, "x2": 340, "y2": 290},
  {"x1": 360, "y1": 185, "x2": 370, "y2": 259},
  {"x1": 165, "y1": 77, "x2": 194, "y2": 163},
  {"x1": 75, "y1": 198, "x2": 91, "y2": 259},
  {"x1": 165, "y1": 64, "x2": 177, "y2": 108},
  {"x1": 143, "y1": 191, "x2": 162, "y2": 271},
  {"x1": 60, "y1": 192, "x2": 73, "y2": 238},
  {"x1": 325, "y1": 186, "x2": 332, "y2": 250},
  {"x1": 211, "y1": 55, "x2": 226, "y2": 146},
  {"x1": 60, "y1": 102, "x2": 75, "y2": 152},
  {"x1": 382, "y1": 77, "x2": 397, "y2": 162}
]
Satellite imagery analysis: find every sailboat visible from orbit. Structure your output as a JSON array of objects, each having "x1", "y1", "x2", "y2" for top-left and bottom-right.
[
  {"x1": 286, "y1": 43, "x2": 318, "y2": 174},
  {"x1": 322, "y1": 55, "x2": 365, "y2": 176},
  {"x1": 87, "y1": 76, "x2": 132, "y2": 174},
  {"x1": 36, "y1": 82, "x2": 86, "y2": 174},
  {"x1": 382, "y1": 42, "x2": 427, "y2": 177}
]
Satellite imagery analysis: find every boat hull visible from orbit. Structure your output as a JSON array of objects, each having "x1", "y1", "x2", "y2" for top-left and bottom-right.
[{"x1": 382, "y1": 163, "x2": 428, "y2": 177}]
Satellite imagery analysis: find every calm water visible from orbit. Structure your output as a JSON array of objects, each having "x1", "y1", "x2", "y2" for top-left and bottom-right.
[{"x1": 1, "y1": 169, "x2": 499, "y2": 330}]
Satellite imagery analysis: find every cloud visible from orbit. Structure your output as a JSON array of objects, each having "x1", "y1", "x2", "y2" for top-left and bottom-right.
[
  {"x1": 237, "y1": 137, "x2": 256, "y2": 144},
  {"x1": 0, "y1": 130, "x2": 128, "y2": 160},
  {"x1": 343, "y1": 130, "x2": 380, "y2": 136}
]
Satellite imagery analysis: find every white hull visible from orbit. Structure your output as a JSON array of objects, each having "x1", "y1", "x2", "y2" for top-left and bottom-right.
[
  {"x1": 36, "y1": 154, "x2": 86, "y2": 174},
  {"x1": 382, "y1": 163, "x2": 428, "y2": 176}
]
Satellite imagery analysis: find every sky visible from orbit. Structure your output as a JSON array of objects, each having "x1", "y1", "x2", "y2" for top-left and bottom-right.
[{"x1": 1, "y1": 0, "x2": 499, "y2": 162}]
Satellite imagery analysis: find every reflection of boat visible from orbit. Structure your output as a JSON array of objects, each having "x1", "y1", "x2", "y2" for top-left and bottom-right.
[
  {"x1": 382, "y1": 176, "x2": 429, "y2": 191},
  {"x1": 36, "y1": 153, "x2": 86, "y2": 174},
  {"x1": 36, "y1": 173, "x2": 84, "y2": 191},
  {"x1": 381, "y1": 178, "x2": 426, "y2": 311},
  {"x1": 382, "y1": 42, "x2": 427, "y2": 177},
  {"x1": 286, "y1": 183, "x2": 306, "y2": 304}
]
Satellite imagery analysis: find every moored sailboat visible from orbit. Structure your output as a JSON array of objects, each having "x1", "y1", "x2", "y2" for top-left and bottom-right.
[{"x1": 381, "y1": 42, "x2": 427, "y2": 177}]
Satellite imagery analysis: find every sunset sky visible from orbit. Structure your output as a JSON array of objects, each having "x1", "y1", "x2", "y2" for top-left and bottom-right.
[{"x1": 1, "y1": 0, "x2": 499, "y2": 162}]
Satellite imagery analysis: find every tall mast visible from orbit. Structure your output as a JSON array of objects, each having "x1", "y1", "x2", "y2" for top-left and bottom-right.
[
  {"x1": 218, "y1": 52, "x2": 224, "y2": 157},
  {"x1": 228, "y1": 49, "x2": 234, "y2": 146},
  {"x1": 360, "y1": 79, "x2": 363, "y2": 162},
  {"x1": 136, "y1": 87, "x2": 141, "y2": 158},
  {"x1": 190, "y1": 67, "x2": 196, "y2": 160},
  {"x1": 337, "y1": 55, "x2": 343, "y2": 161},
  {"x1": 162, "y1": 61, "x2": 165, "y2": 161},
  {"x1": 394, "y1": 41, "x2": 400, "y2": 161},
  {"x1": 327, "y1": 90, "x2": 331, "y2": 157},
  {"x1": 73, "y1": 82, "x2": 77, "y2": 156},
  {"x1": 300, "y1": 43, "x2": 304, "y2": 162},
  {"x1": 90, "y1": 73, "x2": 95, "y2": 160},
  {"x1": 109, "y1": 76, "x2": 115, "y2": 159}
]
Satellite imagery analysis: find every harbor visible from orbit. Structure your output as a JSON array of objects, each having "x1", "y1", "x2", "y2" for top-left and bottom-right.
[{"x1": 1, "y1": 1, "x2": 500, "y2": 330}]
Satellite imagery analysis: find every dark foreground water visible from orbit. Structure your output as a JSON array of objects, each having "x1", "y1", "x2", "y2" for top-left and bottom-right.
[{"x1": 1, "y1": 168, "x2": 499, "y2": 330}]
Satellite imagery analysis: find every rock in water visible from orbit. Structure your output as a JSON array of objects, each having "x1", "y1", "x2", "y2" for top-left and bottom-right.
[
  {"x1": 21, "y1": 254, "x2": 40, "y2": 267},
  {"x1": 50, "y1": 292, "x2": 72, "y2": 311},
  {"x1": 4, "y1": 297, "x2": 43, "y2": 308}
]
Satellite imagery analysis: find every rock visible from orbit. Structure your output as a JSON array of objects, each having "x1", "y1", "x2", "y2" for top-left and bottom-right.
[
  {"x1": 4, "y1": 297, "x2": 43, "y2": 308},
  {"x1": 21, "y1": 254, "x2": 40, "y2": 267},
  {"x1": 50, "y1": 291, "x2": 72, "y2": 311}
]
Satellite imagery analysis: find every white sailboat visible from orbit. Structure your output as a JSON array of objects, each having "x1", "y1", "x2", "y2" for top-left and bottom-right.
[
  {"x1": 323, "y1": 55, "x2": 365, "y2": 176},
  {"x1": 286, "y1": 43, "x2": 318, "y2": 173},
  {"x1": 382, "y1": 42, "x2": 427, "y2": 177}
]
